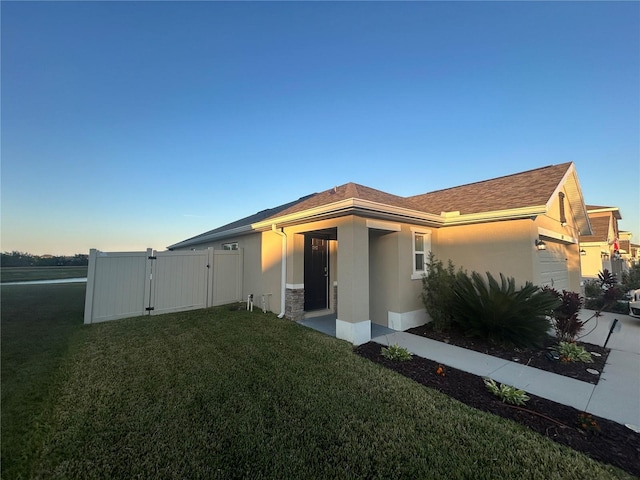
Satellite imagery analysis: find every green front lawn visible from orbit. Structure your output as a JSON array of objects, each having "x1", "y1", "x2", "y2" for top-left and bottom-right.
[
  {"x1": 1, "y1": 283, "x2": 87, "y2": 479},
  {"x1": 1, "y1": 286, "x2": 633, "y2": 479}
]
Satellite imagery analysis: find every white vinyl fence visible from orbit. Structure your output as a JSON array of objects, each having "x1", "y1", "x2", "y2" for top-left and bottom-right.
[{"x1": 84, "y1": 248, "x2": 243, "y2": 324}]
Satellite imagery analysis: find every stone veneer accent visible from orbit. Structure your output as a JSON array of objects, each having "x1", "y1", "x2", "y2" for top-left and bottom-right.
[
  {"x1": 285, "y1": 288, "x2": 305, "y2": 321},
  {"x1": 333, "y1": 284, "x2": 338, "y2": 317}
]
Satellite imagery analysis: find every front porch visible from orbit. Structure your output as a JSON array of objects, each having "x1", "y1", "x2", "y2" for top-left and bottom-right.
[
  {"x1": 298, "y1": 313, "x2": 397, "y2": 340},
  {"x1": 282, "y1": 216, "x2": 426, "y2": 345}
]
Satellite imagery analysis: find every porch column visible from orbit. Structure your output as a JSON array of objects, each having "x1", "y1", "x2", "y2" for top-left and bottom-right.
[{"x1": 336, "y1": 217, "x2": 371, "y2": 345}]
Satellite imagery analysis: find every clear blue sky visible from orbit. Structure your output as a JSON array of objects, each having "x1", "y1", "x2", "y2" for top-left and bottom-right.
[{"x1": 2, "y1": 1, "x2": 638, "y2": 256}]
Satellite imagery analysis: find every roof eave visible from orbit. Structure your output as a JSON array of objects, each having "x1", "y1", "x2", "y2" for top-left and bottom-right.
[
  {"x1": 252, "y1": 198, "x2": 444, "y2": 229},
  {"x1": 439, "y1": 206, "x2": 547, "y2": 226},
  {"x1": 167, "y1": 225, "x2": 254, "y2": 250},
  {"x1": 587, "y1": 206, "x2": 622, "y2": 219},
  {"x1": 177, "y1": 203, "x2": 557, "y2": 245}
]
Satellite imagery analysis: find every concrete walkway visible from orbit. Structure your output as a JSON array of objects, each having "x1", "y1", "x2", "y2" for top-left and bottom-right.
[
  {"x1": 372, "y1": 310, "x2": 640, "y2": 430},
  {"x1": 297, "y1": 310, "x2": 639, "y2": 429}
]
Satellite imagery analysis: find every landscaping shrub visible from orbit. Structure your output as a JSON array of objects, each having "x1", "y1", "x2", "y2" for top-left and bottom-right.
[
  {"x1": 584, "y1": 269, "x2": 627, "y2": 313},
  {"x1": 599, "y1": 269, "x2": 623, "y2": 304},
  {"x1": 380, "y1": 344, "x2": 413, "y2": 361},
  {"x1": 583, "y1": 279, "x2": 601, "y2": 299},
  {"x1": 621, "y1": 263, "x2": 640, "y2": 292},
  {"x1": 451, "y1": 272, "x2": 561, "y2": 348},
  {"x1": 544, "y1": 288, "x2": 584, "y2": 342},
  {"x1": 552, "y1": 341, "x2": 593, "y2": 363},
  {"x1": 421, "y1": 253, "x2": 465, "y2": 331},
  {"x1": 483, "y1": 378, "x2": 530, "y2": 406}
]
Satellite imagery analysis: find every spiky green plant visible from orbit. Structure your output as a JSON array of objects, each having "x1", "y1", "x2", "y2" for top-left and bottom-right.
[
  {"x1": 451, "y1": 272, "x2": 561, "y2": 348},
  {"x1": 483, "y1": 378, "x2": 530, "y2": 406},
  {"x1": 380, "y1": 344, "x2": 413, "y2": 361},
  {"x1": 553, "y1": 342, "x2": 593, "y2": 363}
]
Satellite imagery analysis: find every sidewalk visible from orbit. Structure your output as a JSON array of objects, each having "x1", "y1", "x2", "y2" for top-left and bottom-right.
[{"x1": 372, "y1": 310, "x2": 640, "y2": 429}]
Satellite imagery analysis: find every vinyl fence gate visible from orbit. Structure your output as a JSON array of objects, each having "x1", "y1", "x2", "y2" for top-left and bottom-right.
[{"x1": 84, "y1": 248, "x2": 243, "y2": 324}]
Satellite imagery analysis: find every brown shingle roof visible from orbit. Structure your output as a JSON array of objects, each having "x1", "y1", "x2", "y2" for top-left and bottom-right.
[
  {"x1": 264, "y1": 182, "x2": 411, "y2": 219},
  {"x1": 580, "y1": 216, "x2": 611, "y2": 242},
  {"x1": 405, "y1": 163, "x2": 572, "y2": 215},
  {"x1": 265, "y1": 162, "x2": 573, "y2": 221}
]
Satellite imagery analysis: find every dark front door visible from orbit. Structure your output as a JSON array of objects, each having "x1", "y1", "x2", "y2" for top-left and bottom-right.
[{"x1": 304, "y1": 236, "x2": 329, "y2": 311}]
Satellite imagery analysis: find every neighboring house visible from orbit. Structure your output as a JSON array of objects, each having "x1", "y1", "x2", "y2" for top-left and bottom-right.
[
  {"x1": 579, "y1": 206, "x2": 625, "y2": 279},
  {"x1": 630, "y1": 240, "x2": 640, "y2": 266},
  {"x1": 619, "y1": 232, "x2": 638, "y2": 269},
  {"x1": 169, "y1": 162, "x2": 591, "y2": 345}
]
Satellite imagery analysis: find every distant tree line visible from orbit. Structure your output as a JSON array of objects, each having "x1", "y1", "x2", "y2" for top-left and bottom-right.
[{"x1": 1, "y1": 251, "x2": 89, "y2": 267}]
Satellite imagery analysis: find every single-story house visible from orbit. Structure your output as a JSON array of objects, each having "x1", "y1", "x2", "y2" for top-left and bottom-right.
[
  {"x1": 169, "y1": 162, "x2": 591, "y2": 345},
  {"x1": 579, "y1": 205, "x2": 626, "y2": 279}
]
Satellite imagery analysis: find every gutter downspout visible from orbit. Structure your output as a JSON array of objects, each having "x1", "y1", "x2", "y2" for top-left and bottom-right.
[{"x1": 272, "y1": 224, "x2": 287, "y2": 318}]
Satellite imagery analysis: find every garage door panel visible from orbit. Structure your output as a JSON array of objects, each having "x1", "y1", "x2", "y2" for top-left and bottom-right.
[{"x1": 539, "y1": 242, "x2": 569, "y2": 291}]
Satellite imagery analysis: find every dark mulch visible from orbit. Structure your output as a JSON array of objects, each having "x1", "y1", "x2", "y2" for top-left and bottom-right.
[
  {"x1": 406, "y1": 323, "x2": 609, "y2": 384},
  {"x1": 354, "y1": 341, "x2": 640, "y2": 477}
]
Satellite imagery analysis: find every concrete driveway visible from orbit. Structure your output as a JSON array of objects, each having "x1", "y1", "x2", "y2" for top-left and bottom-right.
[
  {"x1": 578, "y1": 309, "x2": 640, "y2": 353},
  {"x1": 577, "y1": 309, "x2": 640, "y2": 428}
]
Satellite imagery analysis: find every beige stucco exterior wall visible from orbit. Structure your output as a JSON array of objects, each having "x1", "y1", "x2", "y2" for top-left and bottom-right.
[
  {"x1": 369, "y1": 223, "x2": 429, "y2": 327},
  {"x1": 336, "y1": 216, "x2": 370, "y2": 324},
  {"x1": 435, "y1": 219, "x2": 536, "y2": 289},
  {"x1": 257, "y1": 230, "x2": 284, "y2": 313},
  {"x1": 434, "y1": 184, "x2": 583, "y2": 294},
  {"x1": 580, "y1": 211, "x2": 618, "y2": 279},
  {"x1": 580, "y1": 244, "x2": 606, "y2": 279},
  {"x1": 369, "y1": 230, "x2": 398, "y2": 326}
]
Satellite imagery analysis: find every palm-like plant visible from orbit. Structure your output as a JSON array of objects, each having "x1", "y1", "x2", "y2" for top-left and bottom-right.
[
  {"x1": 451, "y1": 272, "x2": 561, "y2": 348},
  {"x1": 544, "y1": 287, "x2": 585, "y2": 342}
]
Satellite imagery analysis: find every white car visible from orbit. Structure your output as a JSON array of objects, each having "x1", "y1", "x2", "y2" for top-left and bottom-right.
[{"x1": 629, "y1": 289, "x2": 640, "y2": 318}]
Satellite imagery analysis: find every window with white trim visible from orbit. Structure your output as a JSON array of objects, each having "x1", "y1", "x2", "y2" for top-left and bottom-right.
[
  {"x1": 222, "y1": 242, "x2": 238, "y2": 251},
  {"x1": 411, "y1": 230, "x2": 431, "y2": 279}
]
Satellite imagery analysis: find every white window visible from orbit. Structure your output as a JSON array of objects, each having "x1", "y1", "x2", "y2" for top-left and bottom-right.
[
  {"x1": 411, "y1": 229, "x2": 431, "y2": 279},
  {"x1": 222, "y1": 242, "x2": 238, "y2": 251}
]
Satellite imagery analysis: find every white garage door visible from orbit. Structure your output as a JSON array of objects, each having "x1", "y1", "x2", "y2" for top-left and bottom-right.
[{"x1": 539, "y1": 241, "x2": 569, "y2": 291}]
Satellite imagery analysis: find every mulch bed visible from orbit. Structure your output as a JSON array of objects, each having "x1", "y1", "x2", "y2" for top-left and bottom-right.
[
  {"x1": 354, "y1": 336, "x2": 640, "y2": 477},
  {"x1": 406, "y1": 323, "x2": 610, "y2": 384}
]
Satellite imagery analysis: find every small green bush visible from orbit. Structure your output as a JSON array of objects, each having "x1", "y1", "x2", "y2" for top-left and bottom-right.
[
  {"x1": 484, "y1": 378, "x2": 530, "y2": 406},
  {"x1": 611, "y1": 300, "x2": 631, "y2": 314},
  {"x1": 553, "y1": 342, "x2": 593, "y2": 363},
  {"x1": 421, "y1": 253, "x2": 464, "y2": 331},
  {"x1": 583, "y1": 279, "x2": 602, "y2": 298},
  {"x1": 621, "y1": 263, "x2": 640, "y2": 291},
  {"x1": 584, "y1": 269, "x2": 628, "y2": 313},
  {"x1": 451, "y1": 272, "x2": 560, "y2": 348},
  {"x1": 584, "y1": 297, "x2": 601, "y2": 310},
  {"x1": 380, "y1": 344, "x2": 413, "y2": 361}
]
